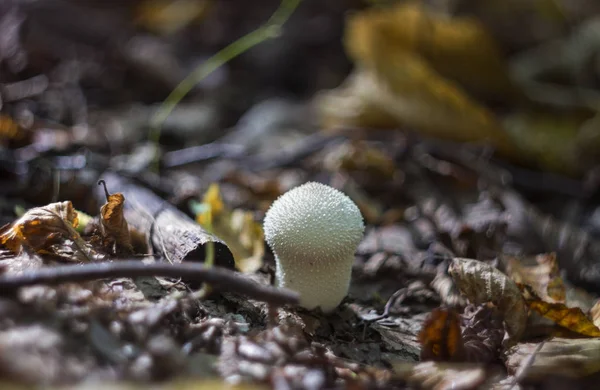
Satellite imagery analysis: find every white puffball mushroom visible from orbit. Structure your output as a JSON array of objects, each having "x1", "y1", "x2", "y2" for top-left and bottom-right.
[{"x1": 263, "y1": 182, "x2": 364, "y2": 312}]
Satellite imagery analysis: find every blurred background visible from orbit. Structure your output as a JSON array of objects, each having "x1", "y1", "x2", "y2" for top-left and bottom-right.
[{"x1": 3, "y1": 0, "x2": 600, "y2": 218}]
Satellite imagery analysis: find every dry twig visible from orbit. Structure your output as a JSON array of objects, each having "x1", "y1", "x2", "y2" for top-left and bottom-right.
[{"x1": 0, "y1": 260, "x2": 299, "y2": 306}]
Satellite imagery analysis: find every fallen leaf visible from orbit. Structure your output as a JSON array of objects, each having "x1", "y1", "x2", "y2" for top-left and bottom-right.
[
  {"x1": 590, "y1": 300, "x2": 600, "y2": 329},
  {"x1": 525, "y1": 298, "x2": 600, "y2": 337},
  {"x1": 503, "y1": 110, "x2": 599, "y2": 176},
  {"x1": 99, "y1": 191, "x2": 133, "y2": 256},
  {"x1": 194, "y1": 183, "x2": 263, "y2": 273},
  {"x1": 505, "y1": 338, "x2": 600, "y2": 379},
  {"x1": 135, "y1": 0, "x2": 211, "y2": 36},
  {"x1": 418, "y1": 307, "x2": 465, "y2": 362},
  {"x1": 317, "y1": 2, "x2": 520, "y2": 160},
  {"x1": 448, "y1": 258, "x2": 528, "y2": 345},
  {"x1": 0, "y1": 201, "x2": 100, "y2": 262},
  {"x1": 0, "y1": 114, "x2": 21, "y2": 141},
  {"x1": 461, "y1": 305, "x2": 505, "y2": 363},
  {"x1": 0, "y1": 249, "x2": 43, "y2": 275},
  {"x1": 505, "y1": 253, "x2": 566, "y2": 303},
  {"x1": 323, "y1": 140, "x2": 396, "y2": 180},
  {"x1": 345, "y1": 3, "x2": 519, "y2": 102},
  {"x1": 391, "y1": 361, "x2": 495, "y2": 390}
]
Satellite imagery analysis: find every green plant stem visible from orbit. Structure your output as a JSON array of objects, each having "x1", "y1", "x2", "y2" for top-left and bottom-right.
[{"x1": 149, "y1": 0, "x2": 301, "y2": 163}]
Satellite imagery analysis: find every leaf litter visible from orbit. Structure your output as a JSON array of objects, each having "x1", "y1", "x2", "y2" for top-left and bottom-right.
[{"x1": 3, "y1": 0, "x2": 600, "y2": 389}]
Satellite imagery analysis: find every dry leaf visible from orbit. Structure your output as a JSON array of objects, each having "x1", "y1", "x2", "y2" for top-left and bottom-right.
[
  {"x1": 504, "y1": 253, "x2": 566, "y2": 303},
  {"x1": 195, "y1": 183, "x2": 264, "y2": 273},
  {"x1": 448, "y1": 258, "x2": 527, "y2": 345},
  {"x1": 419, "y1": 307, "x2": 465, "y2": 362},
  {"x1": 461, "y1": 305, "x2": 505, "y2": 363},
  {"x1": 317, "y1": 3, "x2": 521, "y2": 161},
  {"x1": 590, "y1": 300, "x2": 600, "y2": 329},
  {"x1": 391, "y1": 361, "x2": 491, "y2": 390},
  {"x1": 323, "y1": 140, "x2": 396, "y2": 180},
  {"x1": 99, "y1": 192, "x2": 133, "y2": 256},
  {"x1": 525, "y1": 298, "x2": 600, "y2": 337},
  {"x1": 0, "y1": 114, "x2": 21, "y2": 141},
  {"x1": 135, "y1": 0, "x2": 210, "y2": 36},
  {"x1": 0, "y1": 201, "x2": 100, "y2": 262},
  {"x1": 505, "y1": 338, "x2": 600, "y2": 379},
  {"x1": 503, "y1": 111, "x2": 599, "y2": 176},
  {"x1": 346, "y1": 3, "x2": 519, "y2": 101}
]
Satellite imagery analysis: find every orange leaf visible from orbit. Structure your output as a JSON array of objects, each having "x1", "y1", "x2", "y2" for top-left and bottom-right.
[
  {"x1": 99, "y1": 192, "x2": 133, "y2": 256},
  {"x1": 526, "y1": 299, "x2": 600, "y2": 337},
  {"x1": 0, "y1": 201, "x2": 98, "y2": 262},
  {"x1": 0, "y1": 114, "x2": 21, "y2": 140},
  {"x1": 419, "y1": 307, "x2": 465, "y2": 362}
]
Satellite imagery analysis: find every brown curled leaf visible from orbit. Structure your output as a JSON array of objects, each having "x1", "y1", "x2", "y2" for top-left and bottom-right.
[
  {"x1": 419, "y1": 307, "x2": 465, "y2": 362},
  {"x1": 98, "y1": 184, "x2": 133, "y2": 256},
  {"x1": 448, "y1": 258, "x2": 527, "y2": 345},
  {"x1": 0, "y1": 201, "x2": 100, "y2": 262}
]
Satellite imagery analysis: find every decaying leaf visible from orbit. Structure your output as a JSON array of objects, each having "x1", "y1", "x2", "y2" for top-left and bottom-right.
[
  {"x1": 345, "y1": 2, "x2": 519, "y2": 101},
  {"x1": 0, "y1": 201, "x2": 100, "y2": 262},
  {"x1": 503, "y1": 111, "x2": 600, "y2": 176},
  {"x1": 525, "y1": 298, "x2": 600, "y2": 337},
  {"x1": 391, "y1": 361, "x2": 494, "y2": 390},
  {"x1": 135, "y1": 0, "x2": 211, "y2": 36},
  {"x1": 419, "y1": 307, "x2": 465, "y2": 362},
  {"x1": 323, "y1": 140, "x2": 396, "y2": 180},
  {"x1": 0, "y1": 114, "x2": 21, "y2": 141},
  {"x1": 504, "y1": 253, "x2": 566, "y2": 303},
  {"x1": 0, "y1": 249, "x2": 43, "y2": 275},
  {"x1": 448, "y1": 258, "x2": 527, "y2": 344},
  {"x1": 461, "y1": 305, "x2": 505, "y2": 363},
  {"x1": 316, "y1": 2, "x2": 520, "y2": 161},
  {"x1": 194, "y1": 183, "x2": 264, "y2": 273},
  {"x1": 98, "y1": 181, "x2": 133, "y2": 256},
  {"x1": 505, "y1": 338, "x2": 600, "y2": 379},
  {"x1": 590, "y1": 300, "x2": 600, "y2": 329}
]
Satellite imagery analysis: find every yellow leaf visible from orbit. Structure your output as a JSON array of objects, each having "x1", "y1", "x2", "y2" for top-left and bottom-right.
[
  {"x1": 318, "y1": 3, "x2": 520, "y2": 160},
  {"x1": 135, "y1": 0, "x2": 210, "y2": 36},
  {"x1": 195, "y1": 184, "x2": 263, "y2": 273},
  {"x1": 197, "y1": 183, "x2": 224, "y2": 227},
  {"x1": 346, "y1": 2, "x2": 520, "y2": 101},
  {"x1": 526, "y1": 299, "x2": 600, "y2": 337}
]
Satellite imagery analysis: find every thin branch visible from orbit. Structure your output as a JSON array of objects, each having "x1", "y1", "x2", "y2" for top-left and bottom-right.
[
  {"x1": 0, "y1": 261, "x2": 299, "y2": 306},
  {"x1": 149, "y1": 0, "x2": 302, "y2": 166}
]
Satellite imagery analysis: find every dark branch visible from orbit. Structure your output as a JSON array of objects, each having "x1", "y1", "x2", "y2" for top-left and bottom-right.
[{"x1": 0, "y1": 261, "x2": 299, "y2": 306}]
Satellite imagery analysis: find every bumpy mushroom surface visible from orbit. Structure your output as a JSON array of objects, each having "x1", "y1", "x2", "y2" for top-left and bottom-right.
[{"x1": 263, "y1": 182, "x2": 364, "y2": 312}]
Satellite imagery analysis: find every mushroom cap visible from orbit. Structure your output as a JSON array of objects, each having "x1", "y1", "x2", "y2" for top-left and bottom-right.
[{"x1": 263, "y1": 182, "x2": 364, "y2": 311}]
